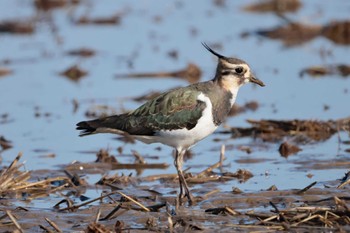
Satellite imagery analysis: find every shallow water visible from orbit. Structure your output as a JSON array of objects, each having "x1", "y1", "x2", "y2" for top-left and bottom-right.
[{"x1": 1, "y1": 0, "x2": 350, "y2": 201}]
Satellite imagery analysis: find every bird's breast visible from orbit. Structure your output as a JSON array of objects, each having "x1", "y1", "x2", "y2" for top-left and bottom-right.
[{"x1": 156, "y1": 92, "x2": 217, "y2": 149}]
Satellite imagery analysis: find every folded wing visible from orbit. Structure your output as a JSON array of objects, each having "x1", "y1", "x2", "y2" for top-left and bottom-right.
[{"x1": 76, "y1": 87, "x2": 206, "y2": 136}]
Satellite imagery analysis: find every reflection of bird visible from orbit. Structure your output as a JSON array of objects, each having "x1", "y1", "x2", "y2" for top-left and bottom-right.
[{"x1": 76, "y1": 43, "x2": 265, "y2": 204}]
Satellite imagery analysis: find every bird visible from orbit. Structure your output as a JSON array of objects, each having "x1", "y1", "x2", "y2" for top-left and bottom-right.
[{"x1": 76, "y1": 43, "x2": 265, "y2": 204}]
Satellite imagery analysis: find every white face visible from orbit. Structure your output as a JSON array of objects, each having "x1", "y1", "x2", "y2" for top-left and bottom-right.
[{"x1": 220, "y1": 60, "x2": 252, "y2": 86}]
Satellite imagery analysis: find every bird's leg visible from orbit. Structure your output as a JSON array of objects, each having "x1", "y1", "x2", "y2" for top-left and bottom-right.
[
  {"x1": 174, "y1": 149, "x2": 194, "y2": 204},
  {"x1": 174, "y1": 149, "x2": 184, "y2": 198}
]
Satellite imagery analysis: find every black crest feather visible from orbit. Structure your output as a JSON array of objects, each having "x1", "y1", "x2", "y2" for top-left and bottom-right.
[{"x1": 201, "y1": 42, "x2": 226, "y2": 59}]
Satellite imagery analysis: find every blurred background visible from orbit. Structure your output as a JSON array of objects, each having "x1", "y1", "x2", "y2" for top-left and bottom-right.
[{"x1": 0, "y1": 0, "x2": 349, "y2": 192}]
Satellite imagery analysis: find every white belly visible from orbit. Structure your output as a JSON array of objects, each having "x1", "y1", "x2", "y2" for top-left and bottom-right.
[{"x1": 153, "y1": 92, "x2": 217, "y2": 150}]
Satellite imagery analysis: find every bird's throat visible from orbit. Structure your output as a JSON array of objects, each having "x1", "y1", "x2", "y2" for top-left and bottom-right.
[
  {"x1": 219, "y1": 77, "x2": 241, "y2": 92},
  {"x1": 219, "y1": 78, "x2": 240, "y2": 106}
]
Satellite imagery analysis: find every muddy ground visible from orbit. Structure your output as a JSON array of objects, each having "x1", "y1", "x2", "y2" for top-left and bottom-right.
[{"x1": 1, "y1": 150, "x2": 350, "y2": 232}]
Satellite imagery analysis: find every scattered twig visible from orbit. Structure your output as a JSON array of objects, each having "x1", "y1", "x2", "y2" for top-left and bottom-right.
[
  {"x1": 54, "y1": 198, "x2": 74, "y2": 210},
  {"x1": 168, "y1": 216, "x2": 174, "y2": 233},
  {"x1": 6, "y1": 210, "x2": 23, "y2": 233},
  {"x1": 39, "y1": 224, "x2": 55, "y2": 233},
  {"x1": 2, "y1": 152, "x2": 22, "y2": 174},
  {"x1": 115, "y1": 191, "x2": 150, "y2": 212},
  {"x1": 337, "y1": 171, "x2": 350, "y2": 189},
  {"x1": 94, "y1": 209, "x2": 101, "y2": 223},
  {"x1": 58, "y1": 191, "x2": 120, "y2": 211},
  {"x1": 196, "y1": 147, "x2": 226, "y2": 178},
  {"x1": 141, "y1": 173, "x2": 177, "y2": 182},
  {"x1": 224, "y1": 206, "x2": 240, "y2": 216},
  {"x1": 269, "y1": 201, "x2": 280, "y2": 213},
  {"x1": 205, "y1": 206, "x2": 239, "y2": 216},
  {"x1": 131, "y1": 150, "x2": 145, "y2": 164},
  {"x1": 295, "y1": 181, "x2": 317, "y2": 194},
  {"x1": 334, "y1": 196, "x2": 349, "y2": 211},
  {"x1": 100, "y1": 203, "x2": 123, "y2": 221},
  {"x1": 45, "y1": 218, "x2": 62, "y2": 232},
  {"x1": 202, "y1": 189, "x2": 220, "y2": 199},
  {"x1": 270, "y1": 201, "x2": 287, "y2": 222}
]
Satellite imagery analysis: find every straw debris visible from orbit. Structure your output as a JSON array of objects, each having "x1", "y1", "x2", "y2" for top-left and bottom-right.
[
  {"x1": 0, "y1": 153, "x2": 70, "y2": 199},
  {"x1": 228, "y1": 117, "x2": 350, "y2": 142}
]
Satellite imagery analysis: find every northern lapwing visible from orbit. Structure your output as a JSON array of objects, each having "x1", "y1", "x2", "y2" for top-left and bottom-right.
[{"x1": 76, "y1": 43, "x2": 265, "y2": 204}]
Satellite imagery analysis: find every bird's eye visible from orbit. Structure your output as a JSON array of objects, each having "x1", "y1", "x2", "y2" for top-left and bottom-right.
[
  {"x1": 235, "y1": 67, "x2": 244, "y2": 74},
  {"x1": 221, "y1": 71, "x2": 231, "y2": 76}
]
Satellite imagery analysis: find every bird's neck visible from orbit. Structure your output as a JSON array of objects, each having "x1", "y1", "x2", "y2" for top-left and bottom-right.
[
  {"x1": 214, "y1": 77, "x2": 242, "y2": 107},
  {"x1": 205, "y1": 80, "x2": 238, "y2": 126},
  {"x1": 228, "y1": 88, "x2": 239, "y2": 107}
]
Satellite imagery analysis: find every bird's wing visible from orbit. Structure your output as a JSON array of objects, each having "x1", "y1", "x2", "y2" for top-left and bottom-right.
[
  {"x1": 76, "y1": 86, "x2": 208, "y2": 136},
  {"x1": 123, "y1": 87, "x2": 206, "y2": 135}
]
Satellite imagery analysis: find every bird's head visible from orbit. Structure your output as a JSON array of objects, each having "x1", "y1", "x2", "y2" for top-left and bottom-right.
[{"x1": 202, "y1": 43, "x2": 265, "y2": 91}]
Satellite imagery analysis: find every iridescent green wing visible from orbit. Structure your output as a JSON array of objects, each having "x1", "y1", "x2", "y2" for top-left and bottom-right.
[{"x1": 125, "y1": 86, "x2": 206, "y2": 135}]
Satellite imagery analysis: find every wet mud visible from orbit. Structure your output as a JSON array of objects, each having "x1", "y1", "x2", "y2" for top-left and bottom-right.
[{"x1": 1, "y1": 151, "x2": 350, "y2": 232}]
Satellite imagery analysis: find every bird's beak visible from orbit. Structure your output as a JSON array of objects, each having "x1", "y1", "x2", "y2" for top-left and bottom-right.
[{"x1": 248, "y1": 75, "x2": 265, "y2": 87}]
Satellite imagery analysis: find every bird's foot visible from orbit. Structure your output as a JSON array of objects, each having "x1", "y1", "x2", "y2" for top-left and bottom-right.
[
  {"x1": 185, "y1": 192, "x2": 195, "y2": 205},
  {"x1": 177, "y1": 188, "x2": 195, "y2": 205}
]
